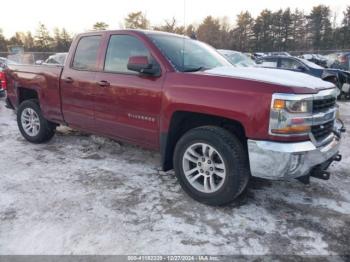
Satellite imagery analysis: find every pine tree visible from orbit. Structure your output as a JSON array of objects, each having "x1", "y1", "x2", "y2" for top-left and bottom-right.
[
  {"x1": 341, "y1": 6, "x2": 350, "y2": 48},
  {"x1": 197, "y1": 16, "x2": 222, "y2": 48},
  {"x1": 23, "y1": 32, "x2": 35, "y2": 51},
  {"x1": 34, "y1": 23, "x2": 53, "y2": 51},
  {"x1": 307, "y1": 5, "x2": 332, "y2": 51},
  {"x1": 0, "y1": 29, "x2": 7, "y2": 52},
  {"x1": 281, "y1": 8, "x2": 293, "y2": 50},
  {"x1": 60, "y1": 28, "x2": 72, "y2": 51},
  {"x1": 291, "y1": 9, "x2": 307, "y2": 51},
  {"x1": 92, "y1": 22, "x2": 109, "y2": 31},
  {"x1": 253, "y1": 9, "x2": 274, "y2": 51},
  {"x1": 124, "y1": 12, "x2": 150, "y2": 29},
  {"x1": 233, "y1": 11, "x2": 254, "y2": 51}
]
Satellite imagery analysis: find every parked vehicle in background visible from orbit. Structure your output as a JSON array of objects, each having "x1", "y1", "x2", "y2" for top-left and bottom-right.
[
  {"x1": 5, "y1": 30, "x2": 344, "y2": 206},
  {"x1": 253, "y1": 52, "x2": 265, "y2": 59},
  {"x1": 35, "y1": 53, "x2": 68, "y2": 66},
  {"x1": 300, "y1": 54, "x2": 327, "y2": 68},
  {"x1": 244, "y1": 53, "x2": 255, "y2": 61},
  {"x1": 256, "y1": 55, "x2": 350, "y2": 99},
  {"x1": 43, "y1": 53, "x2": 68, "y2": 65},
  {"x1": 324, "y1": 53, "x2": 341, "y2": 68},
  {"x1": 267, "y1": 52, "x2": 291, "y2": 57},
  {"x1": 218, "y1": 50, "x2": 256, "y2": 67},
  {"x1": 331, "y1": 52, "x2": 350, "y2": 72}
]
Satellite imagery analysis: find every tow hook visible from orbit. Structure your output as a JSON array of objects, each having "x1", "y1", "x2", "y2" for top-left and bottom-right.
[
  {"x1": 297, "y1": 170, "x2": 331, "y2": 185},
  {"x1": 310, "y1": 170, "x2": 330, "y2": 181},
  {"x1": 333, "y1": 154, "x2": 342, "y2": 162},
  {"x1": 297, "y1": 154, "x2": 341, "y2": 184},
  {"x1": 338, "y1": 119, "x2": 346, "y2": 133}
]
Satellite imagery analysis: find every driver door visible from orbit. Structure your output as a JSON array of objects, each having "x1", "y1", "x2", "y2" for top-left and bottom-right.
[{"x1": 93, "y1": 33, "x2": 163, "y2": 148}]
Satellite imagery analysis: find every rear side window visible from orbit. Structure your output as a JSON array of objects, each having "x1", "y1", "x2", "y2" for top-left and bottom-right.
[
  {"x1": 104, "y1": 35, "x2": 150, "y2": 74},
  {"x1": 72, "y1": 36, "x2": 101, "y2": 71}
]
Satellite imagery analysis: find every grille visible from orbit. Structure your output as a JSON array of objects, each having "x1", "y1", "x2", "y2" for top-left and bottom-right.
[
  {"x1": 311, "y1": 120, "x2": 334, "y2": 140},
  {"x1": 313, "y1": 97, "x2": 336, "y2": 113}
]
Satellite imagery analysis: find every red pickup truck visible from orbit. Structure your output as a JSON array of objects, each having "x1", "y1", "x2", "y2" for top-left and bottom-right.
[{"x1": 5, "y1": 30, "x2": 345, "y2": 206}]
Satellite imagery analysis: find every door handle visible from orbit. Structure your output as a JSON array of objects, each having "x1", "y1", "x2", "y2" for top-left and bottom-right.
[
  {"x1": 63, "y1": 77, "x2": 74, "y2": 84},
  {"x1": 97, "y1": 80, "x2": 110, "y2": 87}
]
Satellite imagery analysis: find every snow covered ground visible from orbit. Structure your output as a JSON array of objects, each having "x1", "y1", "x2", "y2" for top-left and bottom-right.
[{"x1": 0, "y1": 97, "x2": 349, "y2": 255}]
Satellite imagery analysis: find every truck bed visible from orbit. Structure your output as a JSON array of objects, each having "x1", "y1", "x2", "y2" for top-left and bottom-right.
[{"x1": 6, "y1": 64, "x2": 64, "y2": 123}]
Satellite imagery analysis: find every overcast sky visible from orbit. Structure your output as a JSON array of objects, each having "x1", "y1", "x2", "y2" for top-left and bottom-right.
[{"x1": 1, "y1": 0, "x2": 349, "y2": 37}]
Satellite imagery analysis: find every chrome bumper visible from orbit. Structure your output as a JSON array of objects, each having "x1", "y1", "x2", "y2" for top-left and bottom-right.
[{"x1": 248, "y1": 123, "x2": 342, "y2": 180}]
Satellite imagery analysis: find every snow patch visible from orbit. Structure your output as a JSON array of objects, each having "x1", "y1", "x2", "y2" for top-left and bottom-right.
[{"x1": 204, "y1": 66, "x2": 335, "y2": 89}]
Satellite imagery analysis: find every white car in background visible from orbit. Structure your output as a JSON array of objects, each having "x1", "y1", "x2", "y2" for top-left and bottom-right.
[
  {"x1": 218, "y1": 49, "x2": 256, "y2": 67},
  {"x1": 36, "y1": 53, "x2": 68, "y2": 66}
]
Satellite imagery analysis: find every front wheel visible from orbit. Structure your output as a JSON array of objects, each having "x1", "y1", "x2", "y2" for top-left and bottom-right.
[
  {"x1": 174, "y1": 126, "x2": 250, "y2": 206},
  {"x1": 17, "y1": 99, "x2": 56, "y2": 143}
]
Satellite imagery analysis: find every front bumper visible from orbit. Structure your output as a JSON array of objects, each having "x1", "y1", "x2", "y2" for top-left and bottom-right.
[{"x1": 248, "y1": 122, "x2": 343, "y2": 180}]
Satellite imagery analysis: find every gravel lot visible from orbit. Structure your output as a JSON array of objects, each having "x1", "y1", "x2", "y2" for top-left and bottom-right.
[{"x1": 0, "y1": 97, "x2": 349, "y2": 256}]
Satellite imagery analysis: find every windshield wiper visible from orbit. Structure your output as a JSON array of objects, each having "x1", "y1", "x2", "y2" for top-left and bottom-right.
[{"x1": 183, "y1": 66, "x2": 207, "y2": 72}]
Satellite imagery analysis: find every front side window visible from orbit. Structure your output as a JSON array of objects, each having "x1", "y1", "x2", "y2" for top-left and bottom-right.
[
  {"x1": 104, "y1": 35, "x2": 151, "y2": 73},
  {"x1": 72, "y1": 35, "x2": 101, "y2": 71}
]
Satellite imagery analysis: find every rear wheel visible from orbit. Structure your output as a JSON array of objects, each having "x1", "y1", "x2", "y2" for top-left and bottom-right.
[
  {"x1": 174, "y1": 126, "x2": 250, "y2": 206},
  {"x1": 17, "y1": 99, "x2": 56, "y2": 143}
]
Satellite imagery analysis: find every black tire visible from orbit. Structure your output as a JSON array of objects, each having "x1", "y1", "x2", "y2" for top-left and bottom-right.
[
  {"x1": 340, "y1": 93, "x2": 346, "y2": 100},
  {"x1": 17, "y1": 99, "x2": 56, "y2": 143},
  {"x1": 174, "y1": 126, "x2": 250, "y2": 206}
]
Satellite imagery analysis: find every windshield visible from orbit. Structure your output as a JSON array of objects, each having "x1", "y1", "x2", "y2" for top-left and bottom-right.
[
  {"x1": 220, "y1": 51, "x2": 256, "y2": 67},
  {"x1": 149, "y1": 34, "x2": 232, "y2": 72}
]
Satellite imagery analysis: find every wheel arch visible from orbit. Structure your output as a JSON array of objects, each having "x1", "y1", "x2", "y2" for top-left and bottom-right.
[
  {"x1": 17, "y1": 86, "x2": 39, "y2": 106},
  {"x1": 160, "y1": 110, "x2": 247, "y2": 171}
]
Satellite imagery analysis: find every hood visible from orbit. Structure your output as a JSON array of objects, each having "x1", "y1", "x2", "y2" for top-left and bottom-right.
[
  {"x1": 203, "y1": 66, "x2": 335, "y2": 90},
  {"x1": 324, "y1": 68, "x2": 350, "y2": 76}
]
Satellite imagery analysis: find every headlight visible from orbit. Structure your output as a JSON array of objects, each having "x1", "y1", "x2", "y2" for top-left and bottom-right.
[
  {"x1": 285, "y1": 100, "x2": 312, "y2": 113},
  {"x1": 269, "y1": 94, "x2": 313, "y2": 136}
]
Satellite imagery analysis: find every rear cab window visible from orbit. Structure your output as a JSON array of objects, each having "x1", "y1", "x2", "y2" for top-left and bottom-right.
[{"x1": 72, "y1": 35, "x2": 101, "y2": 71}]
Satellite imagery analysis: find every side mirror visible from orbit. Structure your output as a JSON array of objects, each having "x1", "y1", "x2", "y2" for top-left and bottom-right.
[
  {"x1": 297, "y1": 66, "x2": 306, "y2": 72},
  {"x1": 35, "y1": 60, "x2": 44, "y2": 65},
  {"x1": 127, "y1": 56, "x2": 159, "y2": 76}
]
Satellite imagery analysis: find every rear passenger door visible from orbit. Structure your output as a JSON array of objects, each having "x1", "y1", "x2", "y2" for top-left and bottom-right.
[
  {"x1": 93, "y1": 33, "x2": 163, "y2": 148},
  {"x1": 60, "y1": 35, "x2": 102, "y2": 130}
]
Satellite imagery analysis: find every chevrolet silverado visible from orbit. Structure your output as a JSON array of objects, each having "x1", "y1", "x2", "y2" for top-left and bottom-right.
[{"x1": 4, "y1": 30, "x2": 345, "y2": 206}]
